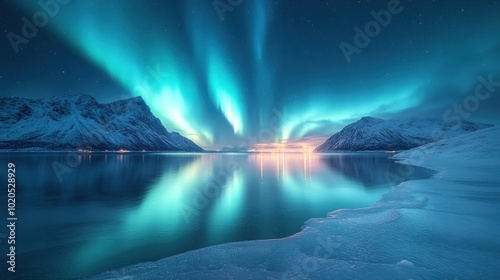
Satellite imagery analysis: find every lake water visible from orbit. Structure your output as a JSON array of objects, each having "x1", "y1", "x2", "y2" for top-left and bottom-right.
[{"x1": 0, "y1": 152, "x2": 432, "y2": 279}]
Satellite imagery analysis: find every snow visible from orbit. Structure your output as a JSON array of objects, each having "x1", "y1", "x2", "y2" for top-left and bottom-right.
[
  {"x1": 396, "y1": 260, "x2": 414, "y2": 268},
  {"x1": 394, "y1": 126, "x2": 500, "y2": 169},
  {"x1": 315, "y1": 116, "x2": 492, "y2": 152},
  {"x1": 0, "y1": 95, "x2": 203, "y2": 152},
  {"x1": 88, "y1": 126, "x2": 500, "y2": 279}
]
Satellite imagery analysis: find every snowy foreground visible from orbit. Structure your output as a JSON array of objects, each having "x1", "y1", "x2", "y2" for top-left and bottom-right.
[{"x1": 89, "y1": 127, "x2": 500, "y2": 280}]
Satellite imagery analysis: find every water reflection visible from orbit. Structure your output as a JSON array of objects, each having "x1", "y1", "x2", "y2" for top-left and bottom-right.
[
  {"x1": 319, "y1": 153, "x2": 434, "y2": 187},
  {"x1": 3, "y1": 153, "x2": 198, "y2": 202},
  {"x1": 0, "y1": 152, "x2": 431, "y2": 280}
]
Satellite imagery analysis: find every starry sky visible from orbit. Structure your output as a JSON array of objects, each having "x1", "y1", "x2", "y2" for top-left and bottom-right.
[{"x1": 1, "y1": 0, "x2": 499, "y2": 150}]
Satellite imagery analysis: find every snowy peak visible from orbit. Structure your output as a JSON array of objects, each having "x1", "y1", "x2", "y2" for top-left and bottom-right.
[
  {"x1": 315, "y1": 117, "x2": 493, "y2": 152},
  {"x1": 359, "y1": 116, "x2": 383, "y2": 123},
  {"x1": 0, "y1": 95, "x2": 204, "y2": 152}
]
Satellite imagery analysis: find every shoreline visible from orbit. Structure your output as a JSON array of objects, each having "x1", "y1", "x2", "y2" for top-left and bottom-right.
[{"x1": 87, "y1": 127, "x2": 500, "y2": 279}]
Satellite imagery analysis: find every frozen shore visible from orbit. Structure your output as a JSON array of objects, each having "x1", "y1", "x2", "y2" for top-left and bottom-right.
[{"x1": 88, "y1": 127, "x2": 500, "y2": 280}]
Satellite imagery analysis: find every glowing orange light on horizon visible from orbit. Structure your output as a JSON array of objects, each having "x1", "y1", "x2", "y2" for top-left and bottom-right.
[
  {"x1": 249, "y1": 136, "x2": 327, "y2": 153},
  {"x1": 252, "y1": 143, "x2": 314, "y2": 154}
]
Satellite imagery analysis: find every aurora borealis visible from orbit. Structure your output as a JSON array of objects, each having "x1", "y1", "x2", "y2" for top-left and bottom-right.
[{"x1": 1, "y1": 0, "x2": 500, "y2": 149}]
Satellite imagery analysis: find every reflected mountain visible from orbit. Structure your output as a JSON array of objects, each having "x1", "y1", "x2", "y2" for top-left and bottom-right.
[
  {"x1": 3, "y1": 153, "x2": 199, "y2": 203},
  {"x1": 319, "y1": 153, "x2": 434, "y2": 187},
  {"x1": 0, "y1": 152, "x2": 432, "y2": 280}
]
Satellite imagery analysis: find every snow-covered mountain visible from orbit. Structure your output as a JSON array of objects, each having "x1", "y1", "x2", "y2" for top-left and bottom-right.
[
  {"x1": 315, "y1": 116, "x2": 492, "y2": 152},
  {"x1": 394, "y1": 126, "x2": 500, "y2": 166},
  {"x1": 0, "y1": 95, "x2": 204, "y2": 152}
]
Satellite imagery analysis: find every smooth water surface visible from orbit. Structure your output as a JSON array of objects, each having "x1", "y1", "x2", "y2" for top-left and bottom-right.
[{"x1": 0, "y1": 152, "x2": 432, "y2": 279}]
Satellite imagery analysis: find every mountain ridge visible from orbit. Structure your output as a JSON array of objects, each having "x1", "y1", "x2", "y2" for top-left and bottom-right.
[
  {"x1": 315, "y1": 116, "x2": 493, "y2": 152},
  {"x1": 0, "y1": 94, "x2": 204, "y2": 152}
]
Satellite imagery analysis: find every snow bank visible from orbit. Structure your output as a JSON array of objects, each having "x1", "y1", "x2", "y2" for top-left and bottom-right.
[
  {"x1": 395, "y1": 126, "x2": 500, "y2": 169},
  {"x1": 88, "y1": 127, "x2": 500, "y2": 279}
]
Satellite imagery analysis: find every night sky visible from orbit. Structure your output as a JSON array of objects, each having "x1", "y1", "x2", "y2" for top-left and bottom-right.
[{"x1": 1, "y1": 0, "x2": 499, "y2": 149}]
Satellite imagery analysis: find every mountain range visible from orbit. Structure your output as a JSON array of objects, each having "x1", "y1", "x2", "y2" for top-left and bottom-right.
[
  {"x1": 0, "y1": 95, "x2": 203, "y2": 152},
  {"x1": 315, "y1": 116, "x2": 492, "y2": 152}
]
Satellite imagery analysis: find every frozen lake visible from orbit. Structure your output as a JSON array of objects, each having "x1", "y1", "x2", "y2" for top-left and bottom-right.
[{"x1": 0, "y1": 152, "x2": 432, "y2": 279}]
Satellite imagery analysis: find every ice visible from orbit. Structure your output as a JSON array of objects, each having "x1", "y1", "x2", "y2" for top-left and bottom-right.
[
  {"x1": 397, "y1": 260, "x2": 414, "y2": 267},
  {"x1": 88, "y1": 127, "x2": 500, "y2": 279}
]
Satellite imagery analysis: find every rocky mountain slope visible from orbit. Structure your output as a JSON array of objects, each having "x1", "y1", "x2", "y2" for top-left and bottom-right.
[
  {"x1": 315, "y1": 116, "x2": 492, "y2": 152},
  {"x1": 0, "y1": 95, "x2": 203, "y2": 152}
]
